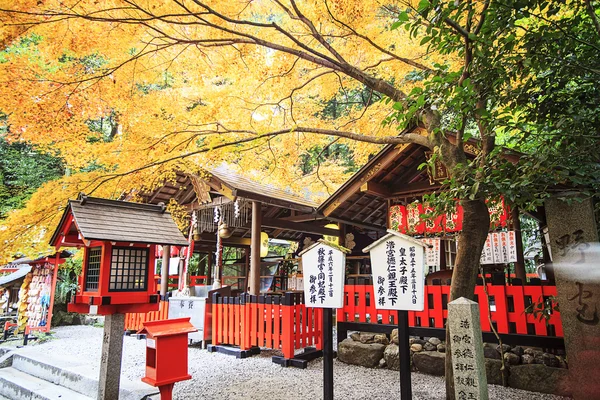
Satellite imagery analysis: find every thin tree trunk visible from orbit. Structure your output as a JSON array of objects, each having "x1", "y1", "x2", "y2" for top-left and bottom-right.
[{"x1": 444, "y1": 198, "x2": 490, "y2": 400}]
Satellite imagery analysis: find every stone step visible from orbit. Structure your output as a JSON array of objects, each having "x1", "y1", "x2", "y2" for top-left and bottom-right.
[
  {"x1": 0, "y1": 367, "x2": 94, "y2": 400},
  {"x1": 11, "y1": 351, "x2": 158, "y2": 400}
]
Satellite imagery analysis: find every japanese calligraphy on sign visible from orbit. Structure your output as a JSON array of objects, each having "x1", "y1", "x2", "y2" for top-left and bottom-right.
[
  {"x1": 300, "y1": 241, "x2": 348, "y2": 309},
  {"x1": 364, "y1": 230, "x2": 425, "y2": 311},
  {"x1": 420, "y1": 238, "x2": 441, "y2": 268},
  {"x1": 479, "y1": 231, "x2": 518, "y2": 265},
  {"x1": 448, "y1": 297, "x2": 489, "y2": 400}
]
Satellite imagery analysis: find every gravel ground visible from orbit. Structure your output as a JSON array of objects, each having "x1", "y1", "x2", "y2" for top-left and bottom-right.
[{"x1": 11, "y1": 326, "x2": 568, "y2": 400}]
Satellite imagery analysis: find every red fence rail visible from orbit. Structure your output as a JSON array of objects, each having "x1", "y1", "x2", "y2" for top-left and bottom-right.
[
  {"x1": 124, "y1": 300, "x2": 169, "y2": 331},
  {"x1": 211, "y1": 293, "x2": 323, "y2": 359},
  {"x1": 338, "y1": 284, "x2": 563, "y2": 337}
]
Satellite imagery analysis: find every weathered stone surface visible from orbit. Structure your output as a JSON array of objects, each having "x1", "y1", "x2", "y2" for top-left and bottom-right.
[
  {"x1": 428, "y1": 337, "x2": 442, "y2": 346},
  {"x1": 379, "y1": 358, "x2": 387, "y2": 368},
  {"x1": 504, "y1": 352, "x2": 520, "y2": 366},
  {"x1": 373, "y1": 334, "x2": 389, "y2": 346},
  {"x1": 485, "y1": 358, "x2": 507, "y2": 386},
  {"x1": 483, "y1": 345, "x2": 501, "y2": 360},
  {"x1": 338, "y1": 338, "x2": 386, "y2": 368},
  {"x1": 413, "y1": 351, "x2": 445, "y2": 376},
  {"x1": 383, "y1": 344, "x2": 400, "y2": 370},
  {"x1": 542, "y1": 353, "x2": 560, "y2": 368},
  {"x1": 509, "y1": 364, "x2": 572, "y2": 397},
  {"x1": 350, "y1": 332, "x2": 361, "y2": 342},
  {"x1": 411, "y1": 338, "x2": 427, "y2": 346},
  {"x1": 523, "y1": 347, "x2": 536, "y2": 356},
  {"x1": 423, "y1": 342, "x2": 436, "y2": 351},
  {"x1": 448, "y1": 297, "x2": 489, "y2": 399},
  {"x1": 496, "y1": 344, "x2": 511, "y2": 354},
  {"x1": 437, "y1": 343, "x2": 446, "y2": 353},
  {"x1": 391, "y1": 329, "x2": 399, "y2": 345},
  {"x1": 359, "y1": 332, "x2": 376, "y2": 344},
  {"x1": 521, "y1": 354, "x2": 535, "y2": 364},
  {"x1": 511, "y1": 346, "x2": 524, "y2": 357},
  {"x1": 410, "y1": 343, "x2": 423, "y2": 352},
  {"x1": 545, "y1": 196, "x2": 600, "y2": 400},
  {"x1": 556, "y1": 356, "x2": 568, "y2": 369}
]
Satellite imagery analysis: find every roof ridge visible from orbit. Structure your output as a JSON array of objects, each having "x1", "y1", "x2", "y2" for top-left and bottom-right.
[{"x1": 74, "y1": 194, "x2": 168, "y2": 213}]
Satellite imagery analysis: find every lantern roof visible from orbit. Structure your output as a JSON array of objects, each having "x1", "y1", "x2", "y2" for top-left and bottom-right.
[
  {"x1": 50, "y1": 194, "x2": 189, "y2": 248},
  {"x1": 362, "y1": 229, "x2": 426, "y2": 253}
]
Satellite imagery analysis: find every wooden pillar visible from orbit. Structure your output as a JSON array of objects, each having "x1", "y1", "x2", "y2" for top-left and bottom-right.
[
  {"x1": 160, "y1": 245, "x2": 170, "y2": 299},
  {"x1": 511, "y1": 208, "x2": 527, "y2": 282},
  {"x1": 249, "y1": 201, "x2": 262, "y2": 295}
]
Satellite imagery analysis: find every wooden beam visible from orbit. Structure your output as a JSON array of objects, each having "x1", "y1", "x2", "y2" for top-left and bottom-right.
[
  {"x1": 360, "y1": 181, "x2": 391, "y2": 197},
  {"x1": 194, "y1": 232, "x2": 251, "y2": 246},
  {"x1": 322, "y1": 143, "x2": 410, "y2": 216},
  {"x1": 279, "y1": 213, "x2": 324, "y2": 222},
  {"x1": 261, "y1": 218, "x2": 340, "y2": 236},
  {"x1": 323, "y1": 216, "x2": 386, "y2": 233},
  {"x1": 389, "y1": 181, "x2": 441, "y2": 197},
  {"x1": 249, "y1": 201, "x2": 262, "y2": 295},
  {"x1": 235, "y1": 190, "x2": 316, "y2": 214}
]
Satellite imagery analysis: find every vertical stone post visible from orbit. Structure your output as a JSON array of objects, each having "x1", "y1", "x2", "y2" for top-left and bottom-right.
[
  {"x1": 448, "y1": 297, "x2": 488, "y2": 400},
  {"x1": 98, "y1": 313, "x2": 125, "y2": 400},
  {"x1": 545, "y1": 195, "x2": 600, "y2": 398},
  {"x1": 160, "y1": 245, "x2": 170, "y2": 299}
]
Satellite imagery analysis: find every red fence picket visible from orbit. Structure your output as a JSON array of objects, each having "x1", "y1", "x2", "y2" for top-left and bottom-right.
[
  {"x1": 124, "y1": 300, "x2": 169, "y2": 331},
  {"x1": 338, "y1": 284, "x2": 563, "y2": 338},
  {"x1": 211, "y1": 293, "x2": 322, "y2": 359}
]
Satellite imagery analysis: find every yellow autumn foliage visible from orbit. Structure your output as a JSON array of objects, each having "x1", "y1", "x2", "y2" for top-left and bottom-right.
[{"x1": 0, "y1": 0, "x2": 461, "y2": 262}]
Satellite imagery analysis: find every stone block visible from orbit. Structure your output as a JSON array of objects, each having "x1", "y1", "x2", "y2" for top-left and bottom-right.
[
  {"x1": 485, "y1": 358, "x2": 507, "y2": 386},
  {"x1": 338, "y1": 338, "x2": 386, "y2": 368},
  {"x1": 413, "y1": 351, "x2": 445, "y2": 376},
  {"x1": 384, "y1": 344, "x2": 400, "y2": 371},
  {"x1": 508, "y1": 364, "x2": 572, "y2": 397}
]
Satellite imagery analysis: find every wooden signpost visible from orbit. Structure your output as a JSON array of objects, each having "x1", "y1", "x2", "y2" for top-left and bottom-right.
[
  {"x1": 364, "y1": 230, "x2": 426, "y2": 400},
  {"x1": 300, "y1": 240, "x2": 348, "y2": 400}
]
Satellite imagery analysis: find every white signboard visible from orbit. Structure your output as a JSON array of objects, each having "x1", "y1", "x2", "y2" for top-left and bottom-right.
[
  {"x1": 480, "y1": 231, "x2": 519, "y2": 265},
  {"x1": 507, "y1": 231, "x2": 518, "y2": 262},
  {"x1": 491, "y1": 232, "x2": 502, "y2": 265},
  {"x1": 365, "y1": 231, "x2": 425, "y2": 311},
  {"x1": 420, "y1": 238, "x2": 441, "y2": 268},
  {"x1": 301, "y1": 243, "x2": 346, "y2": 308}
]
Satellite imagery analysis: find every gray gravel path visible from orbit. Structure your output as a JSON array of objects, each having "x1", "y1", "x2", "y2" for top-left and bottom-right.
[{"x1": 17, "y1": 326, "x2": 567, "y2": 400}]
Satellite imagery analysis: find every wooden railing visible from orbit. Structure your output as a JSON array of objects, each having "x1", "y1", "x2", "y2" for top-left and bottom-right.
[
  {"x1": 211, "y1": 292, "x2": 322, "y2": 359},
  {"x1": 124, "y1": 300, "x2": 169, "y2": 331},
  {"x1": 338, "y1": 283, "x2": 563, "y2": 337}
]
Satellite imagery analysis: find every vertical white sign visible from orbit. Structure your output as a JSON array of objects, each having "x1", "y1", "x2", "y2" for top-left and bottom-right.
[
  {"x1": 491, "y1": 232, "x2": 503, "y2": 265},
  {"x1": 367, "y1": 233, "x2": 425, "y2": 311},
  {"x1": 480, "y1": 234, "x2": 495, "y2": 265},
  {"x1": 507, "y1": 231, "x2": 518, "y2": 263},
  {"x1": 301, "y1": 243, "x2": 345, "y2": 308},
  {"x1": 421, "y1": 238, "x2": 441, "y2": 268}
]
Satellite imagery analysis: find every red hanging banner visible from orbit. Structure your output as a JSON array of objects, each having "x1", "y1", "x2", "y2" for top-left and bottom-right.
[{"x1": 388, "y1": 205, "x2": 408, "y2": 233}]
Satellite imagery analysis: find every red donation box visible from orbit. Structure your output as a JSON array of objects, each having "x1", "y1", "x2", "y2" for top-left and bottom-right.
[
  {"x1": 139, "y1": 318, "x2": 198, "y2": 399},
  {"x1": 49, "y1": 194, "x2": 189, "y2": 315}
]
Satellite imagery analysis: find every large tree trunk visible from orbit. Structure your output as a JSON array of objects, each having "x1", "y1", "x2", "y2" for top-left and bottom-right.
[{"x1": 444, "y1": 198, "x2": 490, "y2": 400}]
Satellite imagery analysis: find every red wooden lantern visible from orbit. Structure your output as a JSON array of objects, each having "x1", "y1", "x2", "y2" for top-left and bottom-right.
[{"x1": 49, "y1": 194, "x2": 189, "y2": 315}]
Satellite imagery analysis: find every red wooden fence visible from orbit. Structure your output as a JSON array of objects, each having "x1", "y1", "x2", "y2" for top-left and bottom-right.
[
  {"x1": 124, "y1": 300, "x2": 169, "y2": 331},
  {"x1": 338, "y1": 284, "x2": 563, "y2": 337},
  {"x1": 211, "y1": 293, "x2": 323, "y2": 359}
]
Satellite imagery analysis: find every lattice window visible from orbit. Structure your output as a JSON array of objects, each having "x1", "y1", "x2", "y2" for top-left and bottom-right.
[
  {"x1": 109, "y1": 247, "x2": 149, "y2": 292},
  {"x1": 85, "y1": 247, "x2": 102, "y2": 292}
]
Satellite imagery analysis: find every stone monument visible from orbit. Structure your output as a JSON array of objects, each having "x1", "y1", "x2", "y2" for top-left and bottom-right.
[
  {"x1": 545, "y1": 195, "x2": 600, "y2": 398},
  {"x1": 448, "y1": 297, "x2": 489, "y2": 400}
]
